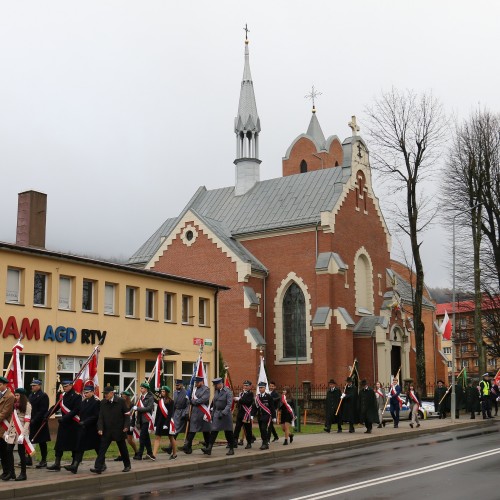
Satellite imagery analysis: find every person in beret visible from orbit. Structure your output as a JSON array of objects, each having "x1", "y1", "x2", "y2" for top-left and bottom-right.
[
  {"x1": 64, "y1": 385, "x2": 101, "y2": 474},
  {"x1": 201, "y1": 378, "x2": 235, "y2": 456},
  {"x1": 182, "y1": 376, "x2": 211, "y2": 455},
  {"x1": 162, "y1": 380, "x2": 188, "y2": 455},
  {"x1": 90, "y1": 386, "x2": 131, "y2": 474},
  {"x1": 153, "y1": 386, "x2": 177, "y2": 460},
  {"x1": 358, "y1": 380, "x2": 379, "y2": 434},
  {"x1": 2, "y1": 388, "x2": 32, "y2": 481},
  {"x1": 233, "y1": 380, "x2": 255, "y2": 449},
  {"x1": 251, "y1": 382, "x2": 276, "y2": 450},
  {"x1": 28, "y1": 379, "x2": 50, "y2": 469},
  {"x1": 131, "y1": 382, "x2": 155, "y2": 460},
  {"x1": 0, "y1": 376, "x2": 15, "y2": 481},
  {"x1": 47, "y1": 380, "x2": 81, "y2": 471},
  {"x1": 324, "y1": 379, "x2": 342, "y2": 433}
]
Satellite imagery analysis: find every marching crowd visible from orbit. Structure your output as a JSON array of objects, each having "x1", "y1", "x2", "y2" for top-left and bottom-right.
[{"x1": 0, "y1": 372, "x2": 497, "y2": 482}]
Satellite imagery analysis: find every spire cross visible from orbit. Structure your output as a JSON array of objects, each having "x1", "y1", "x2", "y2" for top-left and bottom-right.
[
  {"x1": 305, "y1": 85, "x2": 322, "y2": 112},
  {"x1": 348, "y1": 115, "x2": 360, "y2": 136},
  {"x1": 243, "y1": 24, "x2": 250, "y2": 42}
]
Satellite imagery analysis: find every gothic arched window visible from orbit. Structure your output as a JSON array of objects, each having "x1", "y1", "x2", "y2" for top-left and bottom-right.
[
  {"x1": 300, "y1": 160, "x2": 308, "y2": 173},
  {"x1": 283, "y1": 283, "x2": 306, "y2": 358}
]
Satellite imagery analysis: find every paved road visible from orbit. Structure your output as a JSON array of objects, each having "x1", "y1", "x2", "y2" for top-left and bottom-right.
[{"x1": 70, "y1": 422, "x2": 500, "y2": 500}]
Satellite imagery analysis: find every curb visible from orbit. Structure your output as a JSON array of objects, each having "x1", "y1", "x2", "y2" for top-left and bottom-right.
[{"x1": 1, "y1": 419, "x2": 495, "y2": 499}]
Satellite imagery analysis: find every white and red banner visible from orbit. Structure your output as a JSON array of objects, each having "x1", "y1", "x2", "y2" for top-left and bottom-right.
[
  {"x1": 257, "y1": 356, "x2": 269, "y2": 393},
  {"x1": 224, "y1": 371, "x2": 235, "y2": 412},
  {"x1": 137, "y1": 397, "x2": 154, "y2": 431},
  {"x1": 60, "y1": 394, "x2": 81, "y2": 423},
  {"x1": 440, "y1": 311, "x2": 452, "y2": 341},
  {"x1": 409, "y1": 390, "x2": 420, "y2": 409},
  {"x1": 73, "y1": 348, "x2": 100, "y2": 396},
  {"x1": 493, "y1": 369, "x2": 500, "y2": 387},
  {"x1": 7, "y1": 341, "x2": 24, "y2": 393},
  {"x1": 281, "y1": 394, "x2": 295, "y2": 421},
  {"x1": 152, "y1": 350, "x2": 164, "y2": 391},
  {"x1": 13, "y1": 410, "x2": 35, "y2": 456}
]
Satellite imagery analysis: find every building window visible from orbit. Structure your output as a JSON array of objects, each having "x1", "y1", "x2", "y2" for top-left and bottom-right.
[
  {"x1": 488, "y1": 358, "x2": 497, "y2": 367},
  {"x1": 199, "y1": 298, "x2": 209, "y2": 326},
  {"x1": 3, "y1": 354, "x2": 46, "y2": 393},
  {"x1": 443, "y1": 347, "x2": 452, "y2": 355},
  {"x1": 82, "y1": 279, "x2": 95, "y2": 312},
  {"x1": 283, "y1": 282, "x2": 306, "y2": 359},
  {"x1": 300, "y1": 159, "x2": 307, "y2": 173},
  {"x1": 104, "y1": 283, "x2": 116, "y2": 315},
  {"x1": 461, "y1": 345, "x2": 468, "y2": 353},
  {"x1": 461, "y1": 360, "x2": 468, "y2": 368},
  {"x1": 56, "y1": 355, "x2": 88, "y2": 398},
  {"x1": 126, "y1": 286, "x2": 137, "y2": 317},
  {"x1": 164, "y1": 292, "x2": 176, "y2": 323},
  {"x1": 33, "y1": 272, "x2": 49, "y2": 307},
  {"x1": 354, "y1": 250, "x2": 373, "y2": 314},
  {"x1": 182, "y1": 295, "x2": 193, "y2": 325},
  {"x1": 145, "y1": 360, "x2": 174, "y2": 390},
  {"x1": 474, "y1": 359, "x2": 479, "y2": 367},
  {"x1": 459, "y1": 318, "x2": 467, "y2": 327},
  {"x1": 103, "y1": 358, "x2": 137, "y2": 397},
  {"x1": 58, "y1": 276, "x2": 72, "y2": 310},
  {"x1": 473, "y1": 344, "x2": 478, "y2": 352},
  {"x1": 182, "y1": 361, "x2": 195, "y2": 386},
  {"x1": 145, "y1": 289, "x2": 156, "y2": 320},
  {"x1": 6, "y1": 268, "x2": 22, "y2": 303},
  {"x1": 447, "y1": 361, "x2": 453, "y2": 368}
]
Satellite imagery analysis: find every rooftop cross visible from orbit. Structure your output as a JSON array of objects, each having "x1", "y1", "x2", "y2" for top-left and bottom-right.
[
  {"x1": 348, "y1": 115, "x2": 360, "y2": 136},
  {"x1": 305, "y1": 85, "x2": 322, "y2": 113},
  {"x1": 243, "y1": 23, "x2": 250, "y2": 42}
]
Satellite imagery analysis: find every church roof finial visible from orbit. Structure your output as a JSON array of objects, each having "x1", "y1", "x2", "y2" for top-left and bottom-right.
[
  {"x1": 305, "y1": 85, "x2": 322, "y2": 114},
  {"x1": 348, "y1": 115, "x2": 360, "y2": 136}
]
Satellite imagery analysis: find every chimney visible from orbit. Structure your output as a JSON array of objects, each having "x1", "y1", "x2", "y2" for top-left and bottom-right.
[{"x1": 16, "y1": 190, "x2": 47, "y2": 249}]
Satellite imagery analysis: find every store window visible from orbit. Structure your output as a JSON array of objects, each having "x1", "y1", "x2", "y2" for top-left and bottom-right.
[
  {"x1": 103, "y1": 358, "x2": 137, "y2": 397},
  {"x1": 145, "y1": 360, "x2": 174, "y2": 390},
  {"x1": 145, "y1": 289, "x2": 156, "y2": 320},
  {"x1": 199, "y1": 298, "x2": 209, "y2": 326},
  {"x1": 3, "y1": 354, "x2": 46, "y2": 393},
  {"x1": 82, "y1": 279, "x2": 95, "y2": 312},
  {"x1": 164, "y1": 292, "x2": 176, "y2": 323},
  {"x1": 59, "y1": 276, "x2": 73, "y2": 310},
  {"x1": 126, "y1": 287, "x2": 137, "y2": 317},
  {"x1": 6, "y1": 268, "x2": 22, "y2": 304},
  {"x1": 104, "y1": 283, "x2": 116, "y2": 315},
  {"x1": 34, "y1": 272, "x2": 49, "y2": 307}
]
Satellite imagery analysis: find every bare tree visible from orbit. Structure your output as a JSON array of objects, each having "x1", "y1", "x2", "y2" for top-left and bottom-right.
[{"x1": 364, "y1": 88, "x2": 446, "y2": 394}]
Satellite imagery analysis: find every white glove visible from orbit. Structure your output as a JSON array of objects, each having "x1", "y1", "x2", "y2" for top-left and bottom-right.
[
  {"x1": 132, "y1": 405, "x2": 138, "y2": 411},
  {"x1": 234, "y1": 397, "x2": 240, "y2": 401},
  {"x1": 340, "y1": 394, "x2": 346, "y2": 399},
  {"x1": 163, "y1": 425, "x2": 168, "y2": 430},
  {"x1": 17, "y1": 436, "x2": 24, "y2": 445},
  {"x1": 272, "y1": 418, "x2": 276, "y2": 423},
  {"x1": 250, "y1": 416, "x2": 254, "y2": 420},
  {"x1": 129, "y1": 426, "x2": 134, "y2": 432}
]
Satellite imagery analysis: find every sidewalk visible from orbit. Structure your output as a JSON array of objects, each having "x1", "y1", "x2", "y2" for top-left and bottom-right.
[{"x1": 0, "y1": 418, "x2": 496, "y2": 499}]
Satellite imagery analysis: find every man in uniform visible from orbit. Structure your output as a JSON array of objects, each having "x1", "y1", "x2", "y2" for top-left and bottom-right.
[
  {"x1": 389, "y1": 377, "x2": 402, "y2": 427},
  {"x1": 268, "y1": 381, "x2": 280, "y2": 443},
  {"x1": 324, "y1": 379, "x2": 342, "y2": 433},
  {"x1": 90, "y1": 386, "x2": 131, "y2": 474},
  {"x1": 28, "y1": 379, "x2": 50, "y2": 469},
  {"x1": 0, "y1": 376, "x2": 15, "y2": 481},
  {"x1": 47, "y1": 380, "x2": 82, "y2": 471},
  {"x1": 358, "y1": 380, "x2": 379, "y2": 434},
  {"x1": 132, "y1": 382, "x2": 155, "y2": 460},
  {"x1": 233, "y1": 380, "x2": 254, "y2": 448},
  {"x1": 64, "y1": 384, "x2": 101, "y2": 474},
  {"x1": 434, "y1": 380, "x2": 449, "y2": 419},
  {"x1": 251, "y1": 381, "x2": 276, "y2": 450},
  {"x1": 182, "y1": 376, "x2": 211, "y2": 454},
  {"x1": 341, "y1": 377, "x2": 358, "y2": 433},
  {"x1": 479, "y1": 373, "x2": 493, "y2": 419},
  {"x1": 163, "y1": 379, "x2": 188, "y2": 454},
  {"x1": 202, "y1": 378, "x2": 235, "y2": 456}
]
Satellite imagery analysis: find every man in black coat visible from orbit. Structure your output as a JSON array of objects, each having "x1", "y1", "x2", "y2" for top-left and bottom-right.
[
  {"x1": 341, "y1": 377, "x2": 358, "y2": 433},
  {"x1": 465, "y1": 379, "x2": 480, "y2": 419},
  {"x1": 358, "y1": 380, "x2": 379, "y2": 434},
  {"x1": 434, "y1": 380, "x2": 450, "y2": 419},
  {"x1": 47, "y1": 380, "x2": 82, "y2": 471},
  {"x1": 324, "y1": 379, "x2": 342, "y2": 433},
  {"x1": 28, "y1": 379, "x2": 51, "y2": 469},
  {"x1": 233, "y1": 380, "x2": 255, "y2": 449},
  {"x1": 90, "y1": 386, "x2": 131, "y2": 474},
  {"x1": 251, "y1": 382, "x2": 276, "y2": 450},
  {"x1": 268, "y1": 381, "x2": 281, "y2": 442},
  {"x1": 64, "y1": 385, "x2": 101, "y2": 474}
]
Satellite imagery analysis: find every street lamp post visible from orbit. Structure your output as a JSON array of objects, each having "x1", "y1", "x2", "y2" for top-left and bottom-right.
[{"x1": 451, "y1": 203, "x2": 482, "y2": 423}]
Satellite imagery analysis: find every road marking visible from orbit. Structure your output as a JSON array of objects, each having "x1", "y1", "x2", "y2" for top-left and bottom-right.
[{"x1": 291, "y1": 448, "x2": 500, "y2": 499}]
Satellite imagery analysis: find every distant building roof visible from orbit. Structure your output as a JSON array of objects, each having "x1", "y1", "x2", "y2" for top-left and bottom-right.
[{"x1": 436, "y1": 296, "x2": 500, "y2": 316}]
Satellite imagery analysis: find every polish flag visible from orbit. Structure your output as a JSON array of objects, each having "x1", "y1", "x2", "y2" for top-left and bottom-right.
[
  {"x1": 224, "y1": 371, "x2": 235, "y2": 412},
  {"x1": 7, "y1": 341, "x2": 24, "y2": 393},
  {"x1": 440, "y1": 311, "x2": 452, "y2": 341},
  {"x1": 74, "y1": 349, "x2": 100, "y2": 396},
  {"x1": 494, "y1": 369, "x2": 500, "y2": 387},
  {"x1": 152, "y1": 350, "x2": 164, "y2": 391}
]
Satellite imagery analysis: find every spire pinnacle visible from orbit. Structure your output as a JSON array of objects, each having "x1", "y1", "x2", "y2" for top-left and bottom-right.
[
  {"x1": 305, "y1": 85, "x2": 322, "y2": 114},
  {"x1": 243, "y1": 23, "x2": 250, "y2": 44}
]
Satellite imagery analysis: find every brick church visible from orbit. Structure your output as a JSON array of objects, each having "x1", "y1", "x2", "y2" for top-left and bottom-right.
[{"x1": 129, "y1": 36, "x2": 446, "y2": 388}]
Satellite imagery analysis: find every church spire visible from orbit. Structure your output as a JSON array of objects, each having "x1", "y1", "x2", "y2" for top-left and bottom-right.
[{"x1": 234, "y1": 25, "x2": 262, "y2": 196}]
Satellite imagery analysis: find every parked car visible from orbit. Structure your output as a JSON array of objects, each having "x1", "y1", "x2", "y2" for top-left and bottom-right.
[{"x1": 382, "y1": 400, "x2": 439, "y2": 422}]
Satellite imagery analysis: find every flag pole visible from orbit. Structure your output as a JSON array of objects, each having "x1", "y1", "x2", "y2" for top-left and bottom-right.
[
  {"x1": 335, "y1": 359, "x2": 358, "y2": 416},
  {"x1": 4, "y1": 334, "x2": 24, "y2": 378},
  {"x1": 439, "y1": 367, "x2": 464, "y2": 405},
  {"x1": 184, "y1": 344, "x2": 204, "y2": 438}
]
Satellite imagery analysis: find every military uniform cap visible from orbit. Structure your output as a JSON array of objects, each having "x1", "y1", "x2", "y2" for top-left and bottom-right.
[
  {"x1": 62, "y1": 380, "x2": 73, "y2": 386},
  {"x1": 103, "y1": 385, "x2": 114, "y2": 394},
  {"x1": 212, "y1": 377, "x2": 223, "y2": 385},
  {"x1": 15, "y1": 387, "x2": 26, "y2": 395},
  {"x1": 30, "y1": 379, "x2": 42, "y2": 386},
  {"x1": 140, "y1": 382, "x2": 150, "y2": 389},
  {"x1": 83, "y1": 385, "x2": 94, "y2": 392},
  {"x1": 258, "y1": 381, "x2": 267, "y2": 387},
  {"x1": 175, "y1": 379, "x2": 184, "y2": 384},
  {"x1": 0, "y1": 376, "x2": 9, "y2": 384},
  {"x1": 243, "y1": 380, "x2": 252, "y2": 386},
  {"x1": 161, "y1": 385, "x2": 171, "y2": 393},
  {"x1": 195, "y1": 376, "x2": 204, "y2": 382}
]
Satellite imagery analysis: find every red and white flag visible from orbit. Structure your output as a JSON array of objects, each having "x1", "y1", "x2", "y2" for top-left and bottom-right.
[
  {"x1": 440, "y1": 311, "x2": 452, "y2": 341},
  {"x1": 224, "y1": 371, "x2": 235, "y2": 412},
  {"x1": 7, "y1": 340, "x2": 24, "y2": 393},
  {"x1": 74, "y1": 348, "x2": 100, "y2": 396},
  {"x1": 494, "y1": 369, "x2": 500, "y2": 387},
  {"x1": 152, "y1": 350, "x2": 164, "y2": 391}
]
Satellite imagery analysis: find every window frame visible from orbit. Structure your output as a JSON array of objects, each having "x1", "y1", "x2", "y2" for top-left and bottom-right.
[
  {"x1": 6, "y1": 267, "x2": 22, "y2": 304},
  {"x1": 145, "y1": 289, "x2": 156, "y2": 320},
  {"x1": 125, "y1": 286, "x2": 137, "y2": 318},
  {"x1": 58, "y1": 276, "x2": 73, "y2": 310},
  {"x1": 33, "y1": 271, "x2": 49, "y2": 307},
  {"x1": 164, "y1": 292, "x2": 176, "y2": 323},
  {"x1": 104, "y1": 283, "x2": 116, "y2": 315},
  {"x1": 82, "y1": 279, "x2": 95, "y2": 312}
]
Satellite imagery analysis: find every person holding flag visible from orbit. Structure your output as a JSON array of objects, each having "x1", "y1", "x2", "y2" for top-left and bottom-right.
[
  {"x1": 153, "y1": 386, "x2": 177, "y2": 460},
  {"x1": 251, "y1": 381, "x2": 276, "y2": 450},
  {"x1": 46, "y1": 380, "x2": 82, "y2": 471},
  {"x1": 161, "y1": 379, "x2": 188, "y2": 455},
  {"x1": 405, "y1": 383, "x2": 422, "y2": 428},
  {"x1": 131, "y1": 382, "x2": 155, "y2": 460},
  {"x1": 28, "y1": 379, "x2": 51, "y2": 469},
  {"x1": 341, "y1": 377, "x2": 358, "y2": 433},
  {"x1": 2, "y1": 388, "x2": 33, "y2": 482},
  {"x1": 434, "y1": 380, "x2": 450, "y2": 419},
  {"x1": 389, "y1": 377, "x2": 403, "y2": 428}
]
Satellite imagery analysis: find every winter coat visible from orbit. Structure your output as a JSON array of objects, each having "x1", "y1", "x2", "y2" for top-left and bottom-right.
[
  {"x1": 4, "y1": 403, "x2": 32, "y2": 445},
  {"x1": 325, "y1": 387, "x2": 342, "y2": 424},
  {"x1": 358, "y1": 387, "x2": 379, "y2": 424},
  {"x1": 54, "y1": 389, "x2": 81, "y2": 452},
  {"x1": 28, "y1": 389, "x2": 51, "y2": 443},
  {"x1": 75, "y1": 396, "x2": 100, "y2": 452},
  {"x1": 173, "y1": 388, "x2": 189, "y2": 434},
  {"x1": 189, "y1": 385, "x2": 211, "y2": 433},
  {"x1": 135, "y1": 391, "x2": 155, "y2": 427},
  {"x1": 341, "y1": 384, "x2": 358, "y2": 423},
  {"x1": 465, "y1": 385, "x2": 481, "y2": 412},
  {"x1": 97, "y1": 395, "x2": 130, "y2": 441},
  {"x1": 235, "y1": 390, "x2": 254, "y2": 421},
  {"x1": 0, "y1": 389, "x2": 15, "y2": 439},
  {"x1": 155, "y1": 398, "x2": 174, "y2": 436},
  {"x1": 210, "y1": 387, "x2": 233, "y2": 432},
  {"x1": 374, "y1": 387, "x2": 386, "y2": 411},
  {"x1": 434, "y1": 386, "x2": 450, "y2": 412}
]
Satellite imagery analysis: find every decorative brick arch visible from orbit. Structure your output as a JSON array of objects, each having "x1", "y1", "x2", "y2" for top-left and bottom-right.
[
  {"x1": 353, "y1": 247, "x2": 374, "y2": 314},
  {"x1": 273, "y1": 272, "x2": 313, "y2": 365}
]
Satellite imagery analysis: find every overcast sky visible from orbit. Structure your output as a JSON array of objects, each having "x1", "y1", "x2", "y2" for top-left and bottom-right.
[{"x1": 1, "y1": 1, "x2": 499, "y2": 288}]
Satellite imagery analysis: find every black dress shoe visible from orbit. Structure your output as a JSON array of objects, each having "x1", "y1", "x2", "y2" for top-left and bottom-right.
[
  {"x1": 90, "y1": 468, "x2": 102, "y2": 474},
  {"x1": 244, "y1": 443, "x2": 252, "y2": 449},
  {"x1": 272, "y1": 437, "x2": 279, "y2": 442},
  {"x1": 122, "y1": 466, "x2": 131, "y2": 472},
  {"x1": 15, "y1": 473, "x2": 27, "y2": 481},
  {"x1": 35, "y1": 461, "x2": 47, "y2": 469},
  {"x1": 323, "y1": 428, "x2": 330, "y2": 433},
  {"x1": 226, "y1": 449, "x2": 234, "y2": 456},
  {"x1": 114, "y1": 456, "x2": 123, "y2": 461},
  {"x1": 1, "y1": 472, "x2": 16, "y2": 481}
]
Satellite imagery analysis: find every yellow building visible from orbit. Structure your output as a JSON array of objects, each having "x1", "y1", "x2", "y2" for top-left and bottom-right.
[{"x1": 0, "y1": 193, "x2": 225, "y2": 401}]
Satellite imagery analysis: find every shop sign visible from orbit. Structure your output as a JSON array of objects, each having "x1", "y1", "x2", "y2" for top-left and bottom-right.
[
  {"x1": 204, "y1": 339, "x2": 213, "y2": 346},
  {"x1": 193, "y1": 337, "x2": 203, "y2": 346},
  {"x1": 0, "y1": 315, "x2": 107, "y2": 345}
]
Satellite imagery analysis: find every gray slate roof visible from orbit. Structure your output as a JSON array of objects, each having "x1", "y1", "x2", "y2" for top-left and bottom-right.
[
  {"x1": 354, "y1": 316, "x2": 389, "y2": 335},
  {"x1": 387, "y1": 269, "x2": 434, "y2": 308},
  {"x1": 129, "y1": 167, "x2": 351, "y2": 267},
  {"x1": 306, "y1": 113, "x2": 326, "y2": 150}
]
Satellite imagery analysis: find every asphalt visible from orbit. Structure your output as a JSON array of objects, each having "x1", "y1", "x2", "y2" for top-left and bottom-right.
[{"x1": 0, "y1": 416, "x2": 495, "y2": 499}]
